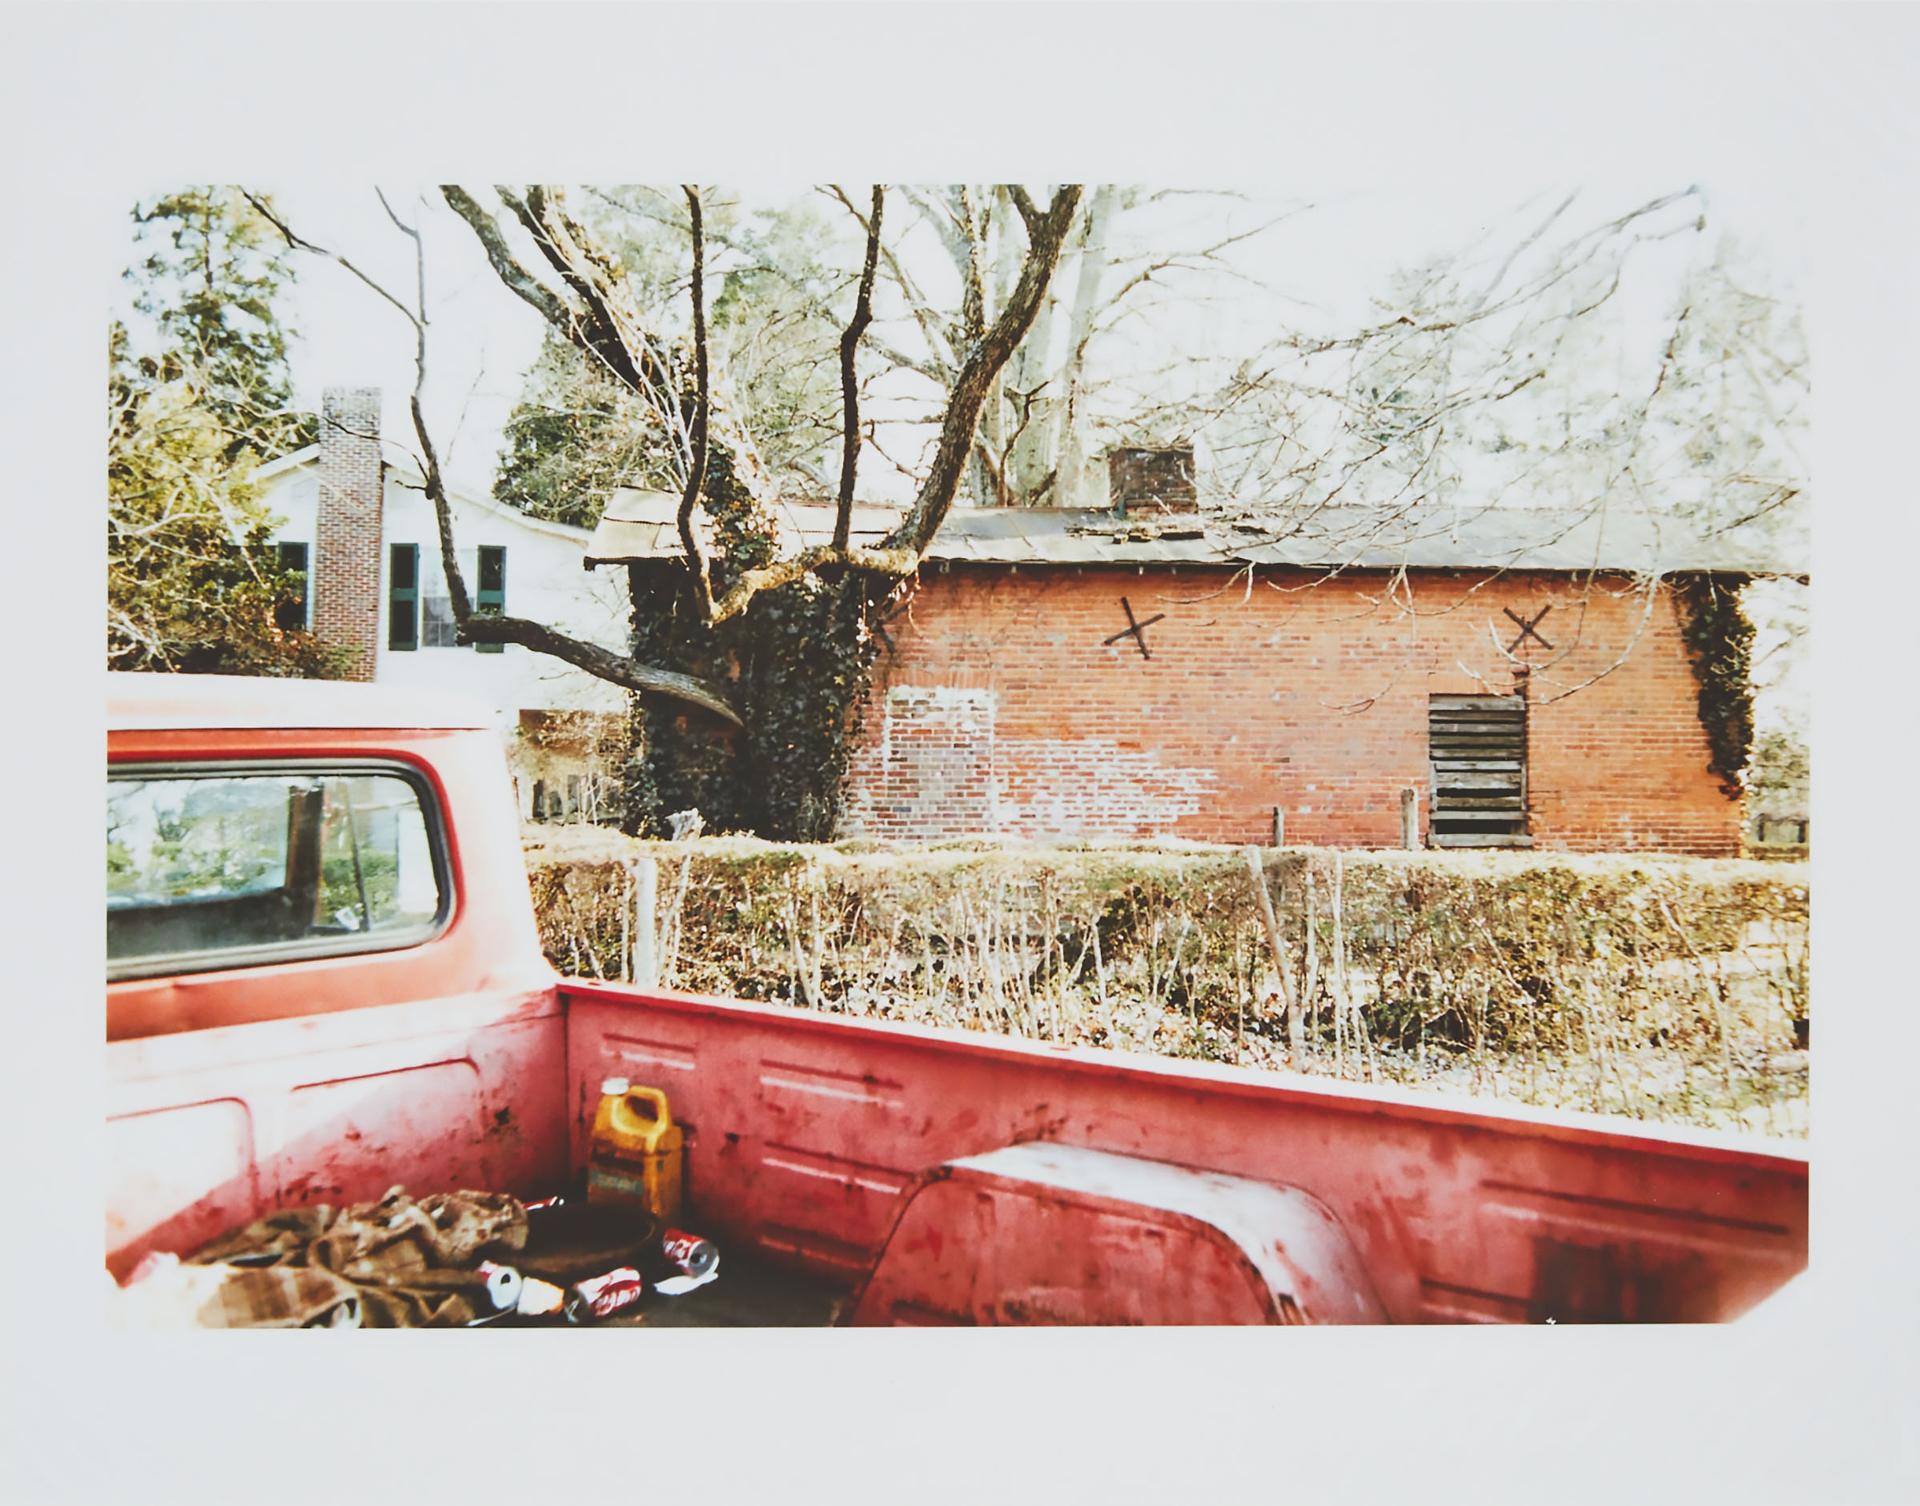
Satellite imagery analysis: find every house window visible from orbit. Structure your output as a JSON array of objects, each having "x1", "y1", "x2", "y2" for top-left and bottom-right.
[
  {"x1": 1428, "y1": 694, "x2": 1530, "y2": 848},
  {"x1": 421, "y1": 593, "x2": 459, "y2": 648},
  {"x1": 401, "y1": 545, "x2": 503, "y2": 653},
  {"x1": 389, "y1": 544, "x2": 419, "y2": 652},
  {"x1": 274, "y1": 542, "x2": 309, "y2": 632},
  {"x1": 475, "y1": 545, "x2": 506, "y2": 653}
]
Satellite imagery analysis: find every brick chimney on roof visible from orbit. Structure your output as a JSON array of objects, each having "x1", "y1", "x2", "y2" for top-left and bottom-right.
[
  {"x1": 1106, "y1": 446, "x2": 1197, "y2": 515},
  {"x1": 314, "y1": 386, "x2": 384, "y2": 681}
]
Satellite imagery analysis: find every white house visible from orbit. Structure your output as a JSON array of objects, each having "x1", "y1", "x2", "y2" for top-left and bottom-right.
[{"x1": 255, "y1": 387, "x2": 630, "y2": 823}]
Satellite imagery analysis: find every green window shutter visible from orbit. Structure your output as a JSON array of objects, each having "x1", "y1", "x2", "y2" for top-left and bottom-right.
[
  {"x1": 389, "y1": 544, "x2": 419, "y2": 652},
  {"x1": 475, "y1": 545, "x2": 506, "y2": 653}
]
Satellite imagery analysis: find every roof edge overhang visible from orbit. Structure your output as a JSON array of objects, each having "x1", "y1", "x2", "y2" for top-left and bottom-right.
[{"x1": 591, "y1": 551, "x2": 1802, "y2": 582}]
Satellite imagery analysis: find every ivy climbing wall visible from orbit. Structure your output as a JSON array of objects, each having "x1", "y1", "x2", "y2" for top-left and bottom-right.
[{"x1": 840, "y1": 563, "x2": 1743, "y2": 855}]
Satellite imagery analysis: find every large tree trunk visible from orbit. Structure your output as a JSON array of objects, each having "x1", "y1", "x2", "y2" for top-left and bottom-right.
[
  {"x1": 976, "y1": 188, "x2": 1020, "y2": 505},
  {"x1": 1051, "y1": 185, "x2": 1118, "y2": 508},
  {"x1": 1005, "y1": 271, "x2": 1059, "y2": 504}
]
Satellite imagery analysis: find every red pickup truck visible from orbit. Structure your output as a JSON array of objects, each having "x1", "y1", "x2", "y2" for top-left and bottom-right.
[{"x1": 105, "y1": 672, "x2": 1808, "y2": 1324}]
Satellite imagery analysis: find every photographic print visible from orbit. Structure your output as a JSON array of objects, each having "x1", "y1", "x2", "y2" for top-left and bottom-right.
[{"x1": 105, "y1": 176, "x2": 1808, "y2": 1328}]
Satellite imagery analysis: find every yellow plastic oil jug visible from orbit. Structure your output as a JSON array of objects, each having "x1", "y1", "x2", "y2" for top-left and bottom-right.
[{"x1": 586, "y1": 1078, "x2": 684, "y2": 1222}]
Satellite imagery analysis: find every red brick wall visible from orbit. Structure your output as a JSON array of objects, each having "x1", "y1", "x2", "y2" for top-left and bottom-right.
[
  {"x1": 843, "y1": 563, "x2": 1741, "y2": 855},
  {"x1": 313, "y1": 387, "x2": 383, "y2": 682}
]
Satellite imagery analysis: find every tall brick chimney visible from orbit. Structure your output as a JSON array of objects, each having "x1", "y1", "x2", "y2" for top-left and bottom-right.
[
  {"x1": 313, "y1": 387, "x2": 384, "y2": 681},
  {"x1": 1107, "y1": 446, "x2": 1197, "y2": 515}
]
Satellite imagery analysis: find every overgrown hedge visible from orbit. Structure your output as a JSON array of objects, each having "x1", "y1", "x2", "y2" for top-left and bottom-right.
[{"x1": 524, "y1": 829, "x2": 1809, "y2": 1135}]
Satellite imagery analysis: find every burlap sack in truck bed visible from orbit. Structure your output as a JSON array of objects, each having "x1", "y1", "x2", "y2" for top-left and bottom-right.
[{"x1": 180, "y1": 1187, "x2": 531, "y2": 1328}]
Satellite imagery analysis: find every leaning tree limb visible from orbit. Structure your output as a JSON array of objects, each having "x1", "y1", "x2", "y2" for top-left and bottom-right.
[
  {"x1": 447, "y1": 185, "x2": 663, "y2": 408},
  {"x1": 457, "y1": 609, "x2": 743, "y2": 723},
  {"x1": 440, "y1": 186, "x2": 574, "y2": 332}
]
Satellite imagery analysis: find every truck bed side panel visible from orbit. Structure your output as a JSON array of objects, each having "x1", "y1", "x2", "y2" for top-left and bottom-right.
[
  {"x1": 563, "y1": 982, "x2": 1807, "y2": 1324},
  {"x1": 106, "y1": 987, "x2": 568, "y2": 1280}
]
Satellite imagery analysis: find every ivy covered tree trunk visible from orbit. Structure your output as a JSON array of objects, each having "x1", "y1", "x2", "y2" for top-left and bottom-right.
[
  {"x1": 617, "y1": 427, "x2": 885, "y2": 840},
  {"x1": 621, "y1": 562, "x2": 882, "y2": 841}
]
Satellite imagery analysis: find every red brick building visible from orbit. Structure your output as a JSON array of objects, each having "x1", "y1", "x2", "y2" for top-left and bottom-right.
[{"x1": 588, "y1": 459, "x2": 1785, "y2": 855}]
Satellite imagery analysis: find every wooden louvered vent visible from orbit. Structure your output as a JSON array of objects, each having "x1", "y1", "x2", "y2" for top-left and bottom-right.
[{"x1": 1428, "y1": 694, "x2": 1532, "y2": 848}]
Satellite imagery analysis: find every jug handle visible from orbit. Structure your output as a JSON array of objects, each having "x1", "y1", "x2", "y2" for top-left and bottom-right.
[{"x1": 624, "y1": 1085, "x2": 672, "y2": 1127}]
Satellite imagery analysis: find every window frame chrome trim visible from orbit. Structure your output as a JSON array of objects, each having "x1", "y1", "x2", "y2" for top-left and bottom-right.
[{"x1": 105, "y1": 757, "x2": 454, "y2": 983}]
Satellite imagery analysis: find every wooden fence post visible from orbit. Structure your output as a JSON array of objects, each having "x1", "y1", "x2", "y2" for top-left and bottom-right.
[
  {"x1": 1272, "y1": 807, "x2": 1285, "y2": 848},
  {"x1": 631, "y1": 856, "x2": 659, "y2": 989},
  {"x1": 1243, "y1": 846, "x2": 1304, "y2": 1068},
  {"x1": 1400, "y1": 786, "x2": 1420, "y2": 850}
]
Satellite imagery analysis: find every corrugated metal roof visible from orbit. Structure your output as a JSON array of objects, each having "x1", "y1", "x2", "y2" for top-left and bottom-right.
[{"x1": 585, "y1": 488, "x2": 1797, "y2": 576}]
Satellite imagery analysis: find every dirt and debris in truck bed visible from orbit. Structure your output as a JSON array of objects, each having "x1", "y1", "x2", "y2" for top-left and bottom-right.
[
  {"x1": 598, "y1": 1253, "x2": 850, "y2": 1328},
  {"x1": 514, "y1": 1197, "x2": 850, "y2": 1328}
]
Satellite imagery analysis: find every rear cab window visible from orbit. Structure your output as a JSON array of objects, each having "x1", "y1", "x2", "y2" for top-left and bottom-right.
[{"x1": 107, "y1": 764, "x2": 451, "y2": 980}]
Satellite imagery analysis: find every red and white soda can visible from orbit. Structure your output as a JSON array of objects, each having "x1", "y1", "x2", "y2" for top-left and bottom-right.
[
  {"x1": 658, "y1": 1229, "x2": 720, "y2": 1281},
  {"x1": 474, "y1": 1260, "x2": 524, "y2": 1312},
  {"x1": 564, "y1": 1266, "x2": 645, "y2": 1324}
]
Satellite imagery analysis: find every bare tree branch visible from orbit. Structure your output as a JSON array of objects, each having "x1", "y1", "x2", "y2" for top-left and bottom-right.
[
  {"x1": 264, "y1": 190, "x2": 742, "y2": 725},
  {"x1": 677, "y1": 185, "x2": 715, "y2": 619},
  {"x1": 439, "y1": 186, "x2": 573, "y2": 330},
  {"x1": 828, "y1": 184, "x2": 953, "y2": 374},
  {"x1": 373, "y1": 189, "x2": 430, "y2": 384},
  {"x1": 835, "y1": 184, "x2": 885, "y2": 549},
  {"x1": 244, "y1": 192, "x2": 420, "y2": 334}
]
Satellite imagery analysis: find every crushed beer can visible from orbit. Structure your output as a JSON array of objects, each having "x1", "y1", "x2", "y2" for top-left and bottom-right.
[{"x1": 564, "y1": 1266, "x2": 646, "y2": 1324}]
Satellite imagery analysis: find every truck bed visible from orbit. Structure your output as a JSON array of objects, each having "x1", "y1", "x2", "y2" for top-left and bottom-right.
[{"x1": 106, "y1": 975, "x2": 1809, "y2": 1324}]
